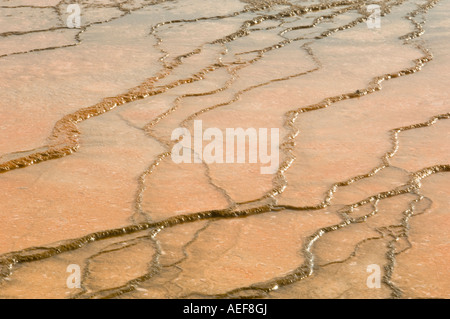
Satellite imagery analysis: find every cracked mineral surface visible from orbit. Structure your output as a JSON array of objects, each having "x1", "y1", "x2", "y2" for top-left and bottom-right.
[{"x1": 0, "y1": 0, "x2": 448, "y2": 299}]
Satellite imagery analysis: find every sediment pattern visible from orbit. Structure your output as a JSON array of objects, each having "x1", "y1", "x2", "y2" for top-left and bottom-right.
[{"x1": 0, "y1": 0, "x2": 448, "y2": 299}]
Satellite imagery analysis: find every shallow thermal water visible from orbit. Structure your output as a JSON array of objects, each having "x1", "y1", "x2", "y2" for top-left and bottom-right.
[{"x1": 0, "y1": 0, "x2": 449, "y2": 299}]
